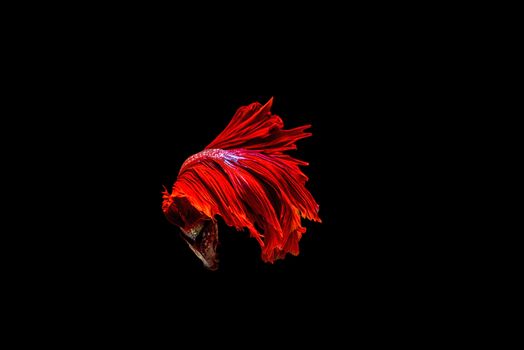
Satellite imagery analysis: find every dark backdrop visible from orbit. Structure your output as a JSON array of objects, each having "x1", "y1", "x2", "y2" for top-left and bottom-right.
[
  {"x1": 17, "y1": 8, "x2": 458, "y2": 333},
  {"x1": 51, "y1": 33, "x2": 443, "y2": 301},
  {"x1": 88, "y1": 75, "x2": 432, "y2": 283}
]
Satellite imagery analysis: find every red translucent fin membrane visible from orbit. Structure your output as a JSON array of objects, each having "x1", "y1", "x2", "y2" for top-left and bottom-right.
[{"x1": 206, "y1": 98, "x2": 312, "y2": 154}]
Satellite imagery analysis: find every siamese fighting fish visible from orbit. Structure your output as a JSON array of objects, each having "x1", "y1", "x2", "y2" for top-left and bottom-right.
[{"x1": 162, "y1": 98, "x2": 321, "y2": 270}]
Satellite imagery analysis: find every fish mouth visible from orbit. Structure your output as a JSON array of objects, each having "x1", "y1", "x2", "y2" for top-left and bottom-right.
[{"x1": 180, "y1": 220, "x2": 219, "y2": 270}]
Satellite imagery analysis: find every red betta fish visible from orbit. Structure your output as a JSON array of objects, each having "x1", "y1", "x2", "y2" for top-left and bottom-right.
[{"x1": 162, "y1": 98, "x2": 321, "y2": 270}]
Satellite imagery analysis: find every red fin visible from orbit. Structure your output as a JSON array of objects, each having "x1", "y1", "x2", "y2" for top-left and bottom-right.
[{"x1": 206, "y1": 97, "x2": 312, "y2": 154}]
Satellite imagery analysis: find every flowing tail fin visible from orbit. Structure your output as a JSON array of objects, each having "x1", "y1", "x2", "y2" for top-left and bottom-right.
[{"x1": 174, "y1": 98, "x2": 320, "y2": 263}]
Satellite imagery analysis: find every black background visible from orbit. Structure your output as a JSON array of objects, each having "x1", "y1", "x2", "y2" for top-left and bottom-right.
[
  {"x1": 85, "y1": 70, "x2": 434, "y2": 284},
  {"x1": 32, "y1": 19, "x2": 448, "y2": 306},
  {"x1": 11, "y1": 6, "x2": 471, "y2": 338}
]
